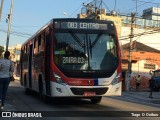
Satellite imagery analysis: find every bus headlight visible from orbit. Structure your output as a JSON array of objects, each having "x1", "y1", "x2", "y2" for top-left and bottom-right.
[
  {"x1": 53, "y1": 72, "x2": 66, "y2": 84},
  {"x1": 111, "y1": 73, "x2": 121, "y2": 85}
]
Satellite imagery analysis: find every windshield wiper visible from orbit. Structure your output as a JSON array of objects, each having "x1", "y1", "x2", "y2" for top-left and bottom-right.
[
  {"x1": 69, "y1": 30, "x2": 85, "y2": 48},
  {"x1": 89, "y1": 37, "x2": 92, "y2": 59},
  {"x1": 91, "y1": 32, "x2": 102, "y2": 49},
  {"x1": 86, "y1": 34, "x2": 92, "y2": 70}
]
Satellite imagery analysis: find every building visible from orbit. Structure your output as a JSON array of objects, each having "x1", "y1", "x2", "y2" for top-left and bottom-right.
[
  {"x1": 3, "y1": 44, "x2": 21, "y2": 63},
  {"x1": 143, "y1": 7, "x2": 160, "y2": 20},
  {"x1": 122, "y1": 41, "x2": 160, "y2": 91},
  {"x1": 77, "y1": 1, "x2": 122, "y2": 37},
  {"x1": 77, "y1": 0, "x2": 160, "y2": 91}
]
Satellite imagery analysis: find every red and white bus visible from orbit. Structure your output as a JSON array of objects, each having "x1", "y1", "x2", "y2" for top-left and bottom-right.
[{"x1": 20, "y1": 18, "x2": 122, "y2": 103}]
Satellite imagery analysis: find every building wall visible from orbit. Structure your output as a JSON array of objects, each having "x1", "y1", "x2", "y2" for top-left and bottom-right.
[
  {"x1": 120, "y1": 27, "x2": 160, "y2": 50},
  {"x1": 98, "y1": 14, "x2": 122, "y2": 37},
  {"x1": 143, "y1": 7, "x2": 160, "y2": 20},
  {"x1": 122, "y1": 51, "x2": 160, "y2": 91},
  {"x1": 129, "y1": 60, "x2": 159, "y2": 91},
  {"x1": 121, "y1": 16, "x2": 160, "y2": 28}
]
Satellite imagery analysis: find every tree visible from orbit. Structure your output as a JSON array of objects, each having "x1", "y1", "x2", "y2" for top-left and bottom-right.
[{"x1": 0, "y1": 46, "x2": 4, "y2": 58}]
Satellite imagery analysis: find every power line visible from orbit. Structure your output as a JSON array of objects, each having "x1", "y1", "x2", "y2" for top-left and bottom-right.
[
  {"x1": 102, "y1": 0, "x2": 111, "y2": 12},
  {"x1": 0, "y1": 23, "x2": 39, "y2": 35},
  {"x1": 138, "y1": 0, "x2": 160, "y2": 5},
  {"x1": 0, "y1": 28, "x2": 32, "y2": 38},
  {"x1": 119, "y1": 28, "x2": 160, "y2": 41},
  {"x1": 11, "y1": 25, "x2": 39, "y2": 28},
  {"x1": 70, "y1": 3, "x2": 82, "y2": 18},
  {"x1": 122, "y1": 0, "x2": 155, "y2": 15}
]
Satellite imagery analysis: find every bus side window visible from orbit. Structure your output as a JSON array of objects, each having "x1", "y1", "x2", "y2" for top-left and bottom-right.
[
  {"x1": 23, "y1": 46, "x2": 26, "y2": 53},
  {"x1": 25, "y1": 45, "x2": 28, "y2": 53},
  {"x1": 38, "y1": 35, "x2": 41, "y2": 52},
  {"x1": 34, "y1": 38, "x2": 38, "y2": 54},
  {"x1": 41, "y1": 33, "x2": 45, "y2": 51},
  {"x1": 38, "y1": 34, "x2": 45, "y2": 53},
  {"x1": 21, "y1": 47, "x2": 24, "y2": 61},
  {"x1": 23, "y1": 45, "x2": 28, "y2": 61}
]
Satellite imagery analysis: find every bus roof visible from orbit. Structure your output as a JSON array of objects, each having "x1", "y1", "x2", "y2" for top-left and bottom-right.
[{"x1": 52, "y1": 18, "x2": 114, "y2": 23}]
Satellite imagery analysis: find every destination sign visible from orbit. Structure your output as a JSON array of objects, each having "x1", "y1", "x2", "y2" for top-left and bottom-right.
[
  {"x1": 55, "y1": 21, "x2": 110, "y2": 30},
  {"x1": 63, "y1": 57, "x2": 85, "y2": 64}
]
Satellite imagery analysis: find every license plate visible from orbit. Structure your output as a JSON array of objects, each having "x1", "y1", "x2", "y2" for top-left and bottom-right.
[{"x1": 83, "y1": 92, "x2": 96, "y2": 96}]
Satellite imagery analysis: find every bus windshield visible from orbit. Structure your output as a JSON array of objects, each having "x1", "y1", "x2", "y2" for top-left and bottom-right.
[{"x1": 54, "y1": 30, "x2": 118, "y2": 78}]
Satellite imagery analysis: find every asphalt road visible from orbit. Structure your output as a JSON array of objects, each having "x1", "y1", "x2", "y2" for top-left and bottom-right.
[{"x1": 0, "y1": 80, "x2": 160, "y2": 120}]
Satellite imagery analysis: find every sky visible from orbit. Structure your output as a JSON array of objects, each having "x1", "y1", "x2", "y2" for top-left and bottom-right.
[{"x1": 0, "y1": 0, "x2": 160, "y2": 47}]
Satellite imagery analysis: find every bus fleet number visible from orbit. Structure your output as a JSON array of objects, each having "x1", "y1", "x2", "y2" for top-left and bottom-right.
[{"x1": 63, "y1": 57, "x2": 85, "y2": 64}]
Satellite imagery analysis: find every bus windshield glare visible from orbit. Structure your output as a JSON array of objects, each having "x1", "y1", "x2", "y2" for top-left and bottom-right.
[{"x1": 54, "y1": 30, "x2": 118, "y2": 78}]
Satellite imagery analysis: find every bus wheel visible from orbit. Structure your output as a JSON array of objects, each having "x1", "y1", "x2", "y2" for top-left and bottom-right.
[
  {"x1": 90, "y1": 96, "x2": 102, "y2": 104},
  {"x1": 39, "y1": 91, "x2": 49, "y2": 103},
  {"x1": 38, "y1": 79, "x2": 48, "y2": 103},
  {"x1": 39, "y1": 79, "x2": 44, "y2": 99}
]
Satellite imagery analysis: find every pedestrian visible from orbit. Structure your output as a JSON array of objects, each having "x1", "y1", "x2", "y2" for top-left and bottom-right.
[
  {"x1": 0, "y1": 51, "x2": 14, "y2": 110},
  {"x1": 148, "y1": 77, "x2": 155, "y2": 98},
  {"x1": 136, "y1": 75, "x2": 141, "y2": 91}
]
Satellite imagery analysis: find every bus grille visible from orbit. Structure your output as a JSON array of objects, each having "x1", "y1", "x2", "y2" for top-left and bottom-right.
[{"x1": 70, "y1": 88, "x2": 108, "y2": 95}]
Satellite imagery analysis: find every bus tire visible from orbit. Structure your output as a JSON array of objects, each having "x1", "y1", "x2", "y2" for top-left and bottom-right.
[
  {"x1": 38, "y1": 78, "x2": 49, "y2": 103},
  {"x1": 38, "y1": 79, "x2": 43, "y2": 98},
  {"x1": 90, "y1": 96, "x2": 102, "y2": 104}
]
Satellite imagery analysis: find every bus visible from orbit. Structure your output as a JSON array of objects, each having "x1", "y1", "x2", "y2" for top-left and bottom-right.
[{"x1": 20, "y1": 18, "x2": 122, "y2": 104}]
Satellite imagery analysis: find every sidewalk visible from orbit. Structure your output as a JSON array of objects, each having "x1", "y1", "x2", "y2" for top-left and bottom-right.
[{"x1": 117, "y1": 91, "x2": 160, "y2": 107}]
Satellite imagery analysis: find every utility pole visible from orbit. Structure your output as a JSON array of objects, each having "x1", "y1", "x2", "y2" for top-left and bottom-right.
[
  {"x1": 6, "y1": 0, "x2": 14, "y2": 51},
  {"x1": 135, "y1": 0, "x2": 137, "y2": 27},
  {"x1": 126, "y1": 13, "x2": 135, "y2": 91},
  {"x1": 0, "y1": 0, "x2": 4, "y2": 21}
]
